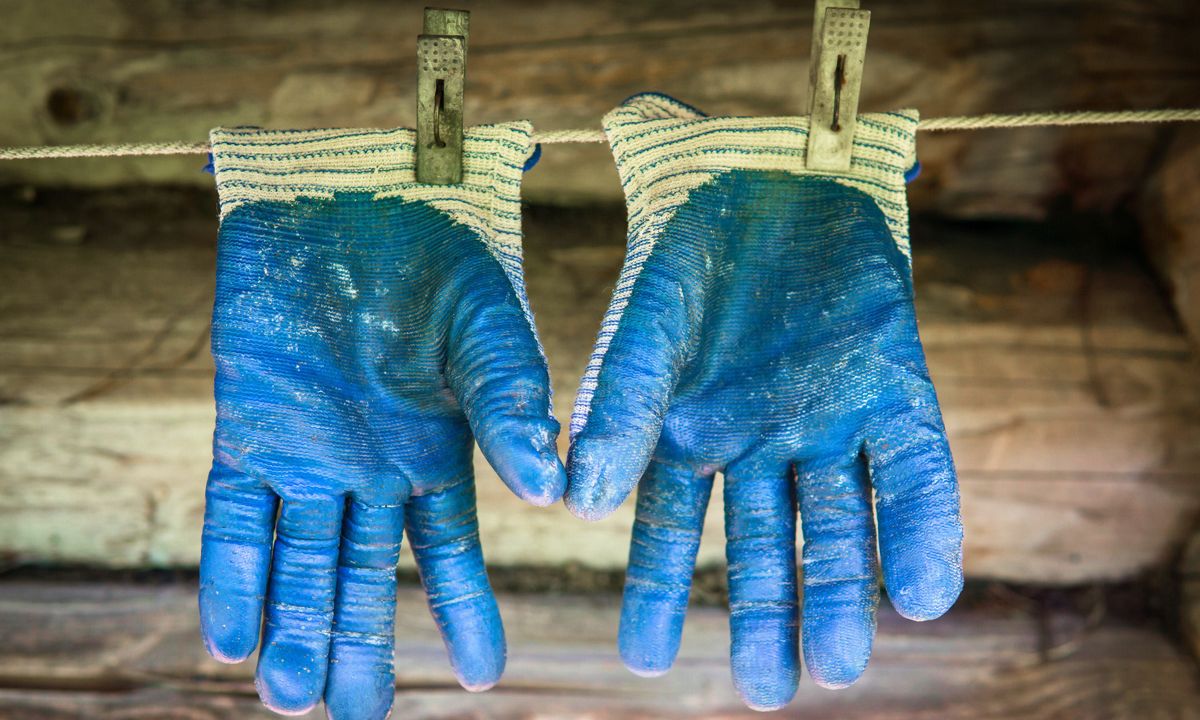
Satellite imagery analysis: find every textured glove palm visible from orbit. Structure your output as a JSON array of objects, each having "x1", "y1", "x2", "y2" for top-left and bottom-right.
[
  {"x1": 566, "y1": 95, "x2": 964, "y2": 710},
  {"x1": 199, "y1": 124, "x2": 564, "y2": 719}
]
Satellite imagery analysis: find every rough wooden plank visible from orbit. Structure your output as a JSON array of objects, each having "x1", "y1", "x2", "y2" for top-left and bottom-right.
[
  {"x1": 0, "y1": 1, "x2": 1198, "y2": 218},
  {"x1": 1142, "y1": 126, "x2": 1200, "y2": 349},
  {"x1": 0, "y1": 580, "x2": 1197, "y2": 719},
  {"x1": 1, "y1": 192, "x2": 1200, "y2": 582},
  {"x1": 1181, "y1": 532, "x2": 1200, "y2": 666}
]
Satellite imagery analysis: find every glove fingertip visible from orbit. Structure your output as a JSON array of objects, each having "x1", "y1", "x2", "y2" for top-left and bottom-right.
[
  {"x1": 884, "y1": 549, "x2": 964, "y2": 622},
  {"x1": 888, "y1": 568, "x2": 963, "y2": 622},
  {"x1": 199, "y1": 589, "x2": 258, "y2": 663},
  {"x1": 523, "y1": 466, "x2": 567, "y2": 508},
  {"x1": 618, "y1": 593, "x2": 682, "y2": 678},
  {"x1": 735, "y1": 682, "x2": 797, "y2": 713},
  {"x1": 483, "y1": 428, "x2": 567, "y2": 507},
  {"x1": 461, "y1": 676, "x2": 501, "y2": 693},
  {"x1": 564, "y1": 436, "x2": 645, "y2": 521},
  {"x1": 255, "y1": 644, "x2": 325, "y2": 716},
  {"x1": 474, "y1": 408, "x2": 567, "y2": 507},
  {"x1": 880, "y1": 515, "x2": 964, "y2": 622},
  {"x1": 563, "y1": 490, "x2": 617, "y2": 522},
  {"x1": 563, "y1": 477, "x2": 623, "y2": 522},
  {"x1": 624, "y1": 661, "x2": 671, "y2": 679},
  {"x1": 326, "y1": 689, "x2": 394, "y2": 720},
  {"x1": 732, "y1": 659, "x2": 799, "y2": 712},
  {"x1": 448, "y1": 634, "x2": 506, "y2": 693},
  {"x1": 324, "y1": 652, "x2": 395, "y2": 720},
  {"x1": 803, "y1": 620, "x2": 873, "y2": 690},
  {"x1": 198, "y1": 545, "x2": 268, "y2": 664},
  {"x1": 199, "y1": 613, "x2": 257, "y2": 664}
]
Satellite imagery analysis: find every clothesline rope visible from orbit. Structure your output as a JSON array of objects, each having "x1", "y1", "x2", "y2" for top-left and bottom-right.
[{"x1": 1, "y1": 108, "x2": 1198, "y2": 160}]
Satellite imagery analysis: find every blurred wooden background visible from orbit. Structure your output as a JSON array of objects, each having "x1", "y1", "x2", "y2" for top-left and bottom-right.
[
  {"x1": 5, "y1": 580, "x2": 1200, "y2": 718},
  {"x1": 0, "y1": 0, "x2": 1196, "y2": 214},
  {"x1": 3, "y1": 2, "x2": 1200, "y2": 716},
  {"x1": 2, "y1": 0, "x2": 1200, "y2": 583},
  {"x1": 2, "y1": 1, "x2": 1199, "y2": 335},
  {"x1": 2, "y1": 190, "x2": 1199, "y2": 585}
]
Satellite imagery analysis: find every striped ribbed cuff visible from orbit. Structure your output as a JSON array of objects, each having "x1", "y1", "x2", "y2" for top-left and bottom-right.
[
  {"x1": 603, "y1": 92, "x2": 918, "y2": 257},
  {"x1": 209, "y1": 122, "x2": 533, "y2": 260}
]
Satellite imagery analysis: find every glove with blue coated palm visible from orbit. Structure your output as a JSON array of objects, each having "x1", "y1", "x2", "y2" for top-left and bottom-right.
[
  {"x1": 199, "y1": 123, "x2": 564, "y2": 719},
  {"x1": 566, "y1": 94, "x2": 964, "y2": 710}
]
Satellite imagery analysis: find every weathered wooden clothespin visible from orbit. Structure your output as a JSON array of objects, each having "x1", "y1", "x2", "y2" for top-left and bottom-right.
[
  {"x1": 806, "y1": 0, "x2": 870, "y2": 171},
  {"x1": 417, "y1": 8, "x2": 469, "y2": 184}
]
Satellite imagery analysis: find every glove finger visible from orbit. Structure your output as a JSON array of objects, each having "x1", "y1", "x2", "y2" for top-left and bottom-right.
[
  {"x1": 199, "y1": 462, "x2": 278, "y2": 663},
  {"x1": 447, "y1": 254, "x2": 565, "y2": 508},
  {"x1": 619, "y1": 460, "x2": 714, "y2": 677},
  {"x1": 254, "y1": 495, "x2": 343, "y2": 715},
  {"x1": 797, "y1": 455, "x2": 878, "y2": 689},
  {"x1": 566, "y1": 261, "x2": 696, "y2": 521},
  {"x1": 866, "y1": 391, "x2": 963, "y2": 622},
  {"x1": 324, "y1": 495, "x2": 405, "y2": 720},
  {"x1": 724, "y1": 457, "x2": 799, "y2": 711},
  {"x1": 407, "y1": 477, "x2": 505, "y2": 691}
]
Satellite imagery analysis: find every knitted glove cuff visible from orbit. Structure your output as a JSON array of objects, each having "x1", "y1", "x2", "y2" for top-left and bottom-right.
[
  {"x1": 209, "y1": 122, "x2": 536, "y2": 317},
  {"x1": 602, "y1": 92, "x2": 918, "y2": 257}
]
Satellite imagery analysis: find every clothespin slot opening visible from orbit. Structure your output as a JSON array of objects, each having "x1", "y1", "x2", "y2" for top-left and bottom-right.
[
  {"x1": 433, "y1": 79, "x2": 447, "y2": 147},
  {"x1": 806, "y1": 0, "x2": 870, "y2": 172},
  {"x1": 830, "y1": 54, "x2": 847, "y2": 131},
  {"x1": 417, "y1": 8, "x2": 469, "y2": 184}
]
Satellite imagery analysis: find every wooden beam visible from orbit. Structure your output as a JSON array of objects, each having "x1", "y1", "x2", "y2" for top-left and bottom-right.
[
  {"x1": 0, "y1": 1, "x2": 1197, "y2": 218},
  {"x1": 1, "y1": 191, "x2": 1199, "y2": 583},
  {"x1": 1142, "y1": 126, "x2": 1200, "y2": 349},
  {"x1": 0, "y1": 579, "x2": 1197, "y2": 718}
]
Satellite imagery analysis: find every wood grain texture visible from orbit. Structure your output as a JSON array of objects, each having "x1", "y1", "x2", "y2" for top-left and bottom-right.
[
  {"x1": 0, "y1": 580, "x2": 1197, "y2": 719},
  {"x1": 1181, "y1": 532, "x2": 1200, "y2": 664},
  {"x1": 1, "y1": 191, "x2": 1199, "y2": 582},
  {"x1": 0, "y1": 0, "x2": 1198, "y2": 217},
  {"x1": 1142, "y1": 126, "x2": 1200, "y2": 349}
]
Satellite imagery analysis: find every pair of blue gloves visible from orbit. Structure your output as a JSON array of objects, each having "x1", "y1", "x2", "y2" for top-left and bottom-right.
[{"x1": 199, "y1": 94, "x2": 963, "y2": 718}]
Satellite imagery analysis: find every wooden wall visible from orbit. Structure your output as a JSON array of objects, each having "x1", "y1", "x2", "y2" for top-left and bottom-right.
[
  {"x1": 0, "y1": 0, "x2": 1198, "y2": 217},
  {"x1": 4, "y1": 580, "x2": 1199, "y2": 718},
  {"x1": 2, "y1": 191, "x2": 1198, "y2": 584},
  {"x1": 1, "y1": 0, "x2": 1200, "y2": 583}
]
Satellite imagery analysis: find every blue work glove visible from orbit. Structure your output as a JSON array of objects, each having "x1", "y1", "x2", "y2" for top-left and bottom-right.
[
  {"x1": 199, "y1": 123, "x2": 565, "y2": 719},
  {"x1": 566, "y1": 94, "x2": 964, "y2": 710}
]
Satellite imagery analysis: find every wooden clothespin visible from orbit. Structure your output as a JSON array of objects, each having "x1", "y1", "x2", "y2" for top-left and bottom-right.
[
  {"x1": 417, "y1": 8, "x2": 469, "y2": 184},
  {"x1": 806, "y1": 0, "x2": 870, "y2": 171}
]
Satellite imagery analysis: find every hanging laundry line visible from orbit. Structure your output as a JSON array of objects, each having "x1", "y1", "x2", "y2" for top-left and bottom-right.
[{"x1": 0, "y1": 108, "x2": 1198, "y2": 161}]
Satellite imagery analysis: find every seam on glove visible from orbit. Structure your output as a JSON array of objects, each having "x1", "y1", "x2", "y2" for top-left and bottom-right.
[{"x1": 570, "y1": 93, "x2": 918, "y2": 437}]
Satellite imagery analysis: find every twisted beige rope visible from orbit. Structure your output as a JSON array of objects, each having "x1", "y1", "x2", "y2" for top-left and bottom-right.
[
  {"x1": 534, "y1": 129, "x2": 607, "y2": 144},
  {"x1": 0, "y1": 141, "x2": 211, "y2": 160},
  {"x1": 1, "y1": 109, "x2": 1198, "y2": 160},
  {"x1": 917, "y1": 108, "x2": 1200, "y2": 131}
]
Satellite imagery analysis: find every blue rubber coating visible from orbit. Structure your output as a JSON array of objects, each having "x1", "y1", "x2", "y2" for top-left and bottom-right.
[
  {"x1": 904, "y1": 161, "x2": 921, "y2": 184},
  {"x1": 523, "y1": 143, "x2": 542, "y2": 172},
  {"x1": 199, "y1": 192, "x2": 563, "y2": 714},
  {"x1": 618, "y1": 461, "x2": 714, "y2": 676},
  {"x1": 725, "y1": 459, "x2": 800, "y2": 711},
  {"x1": 566, "y1": 168, "x2": 963, "y2": 707},
  {"x1": 255, "y1": 497, "x2": 343, "y2": 714},
  {"x1": 199, "y1": 463, "x2": 277, "y2": 663},
  {"x1": 325, "y1": 498, "x2": 404, "y2": 720},
  {"x1": 406, "y1": 478, "x2": 506, "y2": 691},
  {"x1": 797, "y1": 457, "x2": 877, "y2": 689}
]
